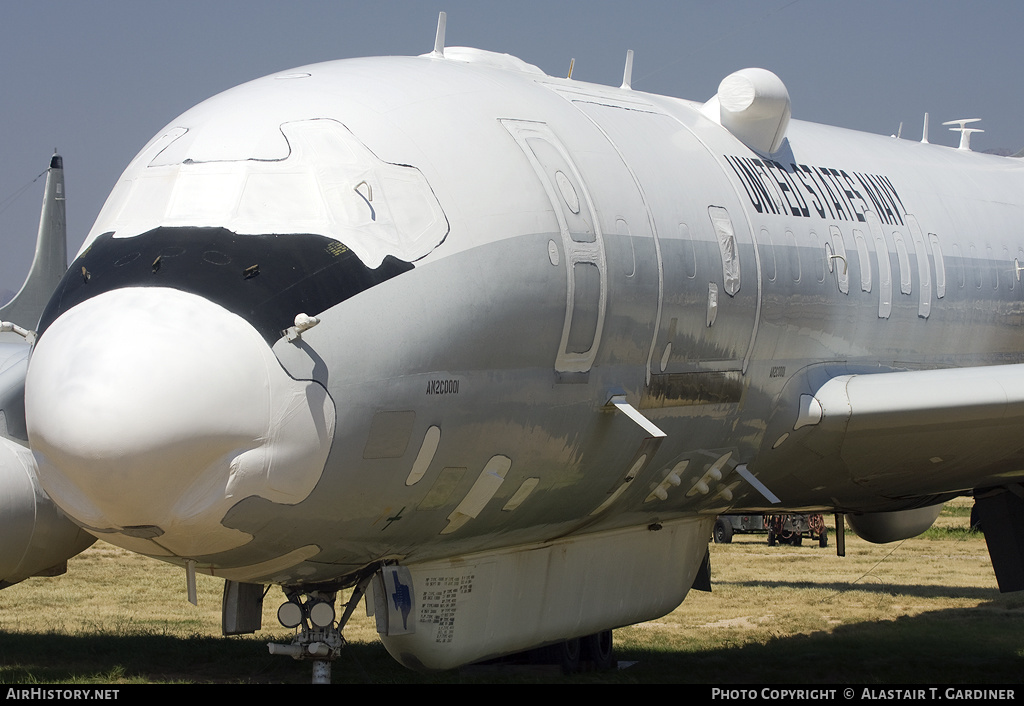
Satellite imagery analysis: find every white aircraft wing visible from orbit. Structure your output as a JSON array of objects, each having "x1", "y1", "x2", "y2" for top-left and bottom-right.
[{"x1": 793, "y1": 365, "x2": 1024, "y2": 498}]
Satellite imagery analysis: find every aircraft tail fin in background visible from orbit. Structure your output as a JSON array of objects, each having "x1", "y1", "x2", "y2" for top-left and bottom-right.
[
  {"x1": 0, "y1": 153, "x2": 67, "y2": 332},
  {"x1": 0, "y1": 154, "x2": 95, "y2": 586}
]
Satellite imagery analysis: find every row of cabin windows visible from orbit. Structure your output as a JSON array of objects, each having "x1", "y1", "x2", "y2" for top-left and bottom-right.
[
  {"x1": 667, "y1": 208, "x2": 1019, "y2": 322},
  {"x1": 753, "y1": 219, "x2": 1021, "y2": 319}
]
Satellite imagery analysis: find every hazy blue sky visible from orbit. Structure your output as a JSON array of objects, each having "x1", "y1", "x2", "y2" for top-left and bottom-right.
[{"x1": 3, "y1": 0, "x2": 1024, "y2": 292}]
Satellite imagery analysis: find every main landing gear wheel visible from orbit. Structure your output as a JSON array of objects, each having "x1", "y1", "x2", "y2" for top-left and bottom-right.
[
  {"x1": 582, "y1": 630, "x2": 615, "y2": 671},
  {"x1": 713, "y1": 519, "x2": 733, "y2": 544},
  {"x1": 535, "y1": 637, "x2": 581, "y2": 674},
  {"x1": 531, "y1": 632, "x2": 614, "y2": 673},
  {"x1": 809, "y1": 513, "x2": 828, "y2": 547}
]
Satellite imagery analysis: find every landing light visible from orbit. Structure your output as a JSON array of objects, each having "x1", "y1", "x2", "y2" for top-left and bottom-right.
[
  {"x1": 278, "y1": 600, "x2": 304, "y2": 629},
  {"x1": 309, "y1": 600, "x2": 335, "y2": 628},
  {"x1": 276, "y1": 597, "x2": 336, "y2": 629}
]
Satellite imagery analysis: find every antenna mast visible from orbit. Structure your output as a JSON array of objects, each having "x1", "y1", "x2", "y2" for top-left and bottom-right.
[{"x1": 432, "y1": 11, "x2": 446, "y2": 58}]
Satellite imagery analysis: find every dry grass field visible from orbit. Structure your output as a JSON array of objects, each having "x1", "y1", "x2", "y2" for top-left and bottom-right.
[{"x1": 1, "y1": 498, "x2": 1021, "y2": 683}]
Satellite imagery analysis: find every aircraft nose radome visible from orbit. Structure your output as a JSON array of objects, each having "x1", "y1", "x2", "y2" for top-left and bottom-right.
[{"x1": 25, "y1": 288, "x2": 335, "y2": 558}]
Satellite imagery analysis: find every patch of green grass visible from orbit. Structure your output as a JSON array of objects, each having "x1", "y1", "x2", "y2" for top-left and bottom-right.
[
  {"x1": 940, "y1": 503, "x2": 973, "y2": 518},
  {"x1": 1, "y1": 529, "x2": 1020, "y2": 683},
  {"x1": 921, "y1": 525, "x2": 979, "y2": 540}
]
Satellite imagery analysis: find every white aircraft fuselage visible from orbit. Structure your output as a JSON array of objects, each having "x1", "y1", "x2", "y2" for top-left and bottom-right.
[{"x1": 19, "y1": 46, "x2": 1024, "y2": 669}]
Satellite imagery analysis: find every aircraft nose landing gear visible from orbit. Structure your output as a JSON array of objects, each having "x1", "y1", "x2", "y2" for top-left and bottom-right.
[{"x1": 267, "y1": 589, "x2": 345, "y2": 684}]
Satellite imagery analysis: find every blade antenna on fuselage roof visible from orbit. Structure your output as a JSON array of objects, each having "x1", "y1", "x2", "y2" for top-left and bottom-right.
[{"x1": 432, "y1": 11, "x2": 446, "y2": 58}]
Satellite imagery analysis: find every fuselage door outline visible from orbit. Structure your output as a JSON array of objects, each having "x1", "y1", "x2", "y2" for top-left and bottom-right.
[{"x1": 501, "y1": 120, "x2": 608, "y2": 376}]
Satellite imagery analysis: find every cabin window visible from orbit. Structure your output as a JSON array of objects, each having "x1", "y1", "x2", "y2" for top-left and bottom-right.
[
  {"x1": 708, "y1": 206, "x2": 741, "y2": 296},
  {"x1": 894, "y1": 232, "x2": 912, "y2": 294},
  {"x1": 853, "y1": 229, "x2": 871, "y2": 292},
  {"x1": 679, "y1": 223, "x2": 697, "y2": 279},
  {"x1": 760, "y1": 228, "x2": 776, "y2": 283},
  {"x1": 828, "y1": 225, "x2": 849, "y2": 294},
  {"x1": 970, "y1": 244, "x2": 982, "y2": 289},
  {"x1": 615, "y1": 218, "x2": 636, "y2": 277},
  {"x1": 809, "y1": 230, "x2": 826, "y2": 283},
  {"x1": 929, "y1": 233, "x2": 946, "y2": 298},
  {"x1": 906, "y1": 216, "x2": 930, "y2": 318},
  {"x1": 952, "y1": 243, "x2": 965, "y2": 288},
  {"x1": 865, "y1": 211, "x2": 890, "y2": 318},
  {"x1": 786, "y1": 229, "x2": 801, "y2": 283}
]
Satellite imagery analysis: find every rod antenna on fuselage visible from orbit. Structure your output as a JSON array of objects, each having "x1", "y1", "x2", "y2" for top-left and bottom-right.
[
  {"x1": 432, "y1": 11, "x2": 447, "y2": 58},
  {"x1": 621, "y1": 49, "x2": 634, "y2": 90},
  {"x1": 921, "y1": 112, "x2": 930, "y2": 144},
  {"x1": 567, "y1": 57, "x2": 575, "y2": 79}
]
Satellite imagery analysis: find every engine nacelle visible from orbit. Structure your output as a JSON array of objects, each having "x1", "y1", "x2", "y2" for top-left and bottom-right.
[
  {"x1": 847, "y1": 504, "x2": 944, "y2": 544},
  {"x1": 0, "y1": 435, "x2": 94, "y2": 588}
]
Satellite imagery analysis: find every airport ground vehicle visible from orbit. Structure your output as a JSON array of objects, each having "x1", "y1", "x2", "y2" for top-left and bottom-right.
[{"x1": 714, "y1": 514, "x2": 828, "y2": 547}]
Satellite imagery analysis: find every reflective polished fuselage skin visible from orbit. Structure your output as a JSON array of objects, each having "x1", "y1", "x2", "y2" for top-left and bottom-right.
[{"x1": 23, "y1": 48, "x2": 1024, "y2": 667}]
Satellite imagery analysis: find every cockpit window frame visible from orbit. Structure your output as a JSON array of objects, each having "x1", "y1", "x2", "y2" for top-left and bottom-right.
[{"x1": 37, "y1": 227, "x2": 414, "y2": 345}]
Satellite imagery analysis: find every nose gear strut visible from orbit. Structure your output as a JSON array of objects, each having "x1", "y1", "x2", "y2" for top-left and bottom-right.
[{"x1": 267, "y1": 578, "x2": 371, "y2": 684}]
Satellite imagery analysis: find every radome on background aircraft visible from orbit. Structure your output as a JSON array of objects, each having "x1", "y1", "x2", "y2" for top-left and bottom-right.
[{"x1": 3, "y1": 12, "x2": 1024, "y2": 676}]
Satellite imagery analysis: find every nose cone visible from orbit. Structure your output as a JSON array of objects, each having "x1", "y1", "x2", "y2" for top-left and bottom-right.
[{"x1": 26, "y1": 287, "x2": 335, "y2": 558}]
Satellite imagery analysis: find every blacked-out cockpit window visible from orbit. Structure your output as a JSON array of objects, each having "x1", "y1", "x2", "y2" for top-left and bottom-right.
[{"x1": 37, "y1": 227, "x2": 413, "y2": 345}]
